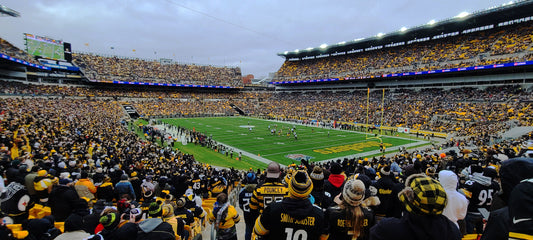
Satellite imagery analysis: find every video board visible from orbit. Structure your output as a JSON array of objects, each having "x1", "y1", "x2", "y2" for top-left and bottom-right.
[{"x1": 24, "y1": 33, "x2": 65, "y2": 61}]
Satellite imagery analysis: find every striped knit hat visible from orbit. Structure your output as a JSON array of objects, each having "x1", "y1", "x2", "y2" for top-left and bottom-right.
[
  {"x1": 342, "y1": 179, "x2": 365, "y2": 206},
  {"x1": 398, "y1": 174, "x2": 447, "y2": 215},
  {"x1": 148, "y1": 201, "x2": 162, "y2": 217},
  {"x1": 309, "y1": 166, "x2": 324, "y2": 181},
  {"x1": 99, "y1": 212, "x2": 119, "y2": 230},
  {"x1": 288, "y1": 170, "x2": 313, "y2": 199},
  {"x1": 176, "y1": 197, "x2": 186, "y2": 208}
]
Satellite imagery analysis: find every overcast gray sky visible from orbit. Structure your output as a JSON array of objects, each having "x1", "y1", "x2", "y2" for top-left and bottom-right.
[{"x1": 1, "y1": 0, "x2": 514, "y2": 78}]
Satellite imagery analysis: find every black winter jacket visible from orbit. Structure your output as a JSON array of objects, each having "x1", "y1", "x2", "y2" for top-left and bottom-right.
[
  {"x1": 49, "y1": 185, "x2": 80, "y2": 222},
  {"x1": 369, "y1": 212, "x2": 461, "y2": 240}
]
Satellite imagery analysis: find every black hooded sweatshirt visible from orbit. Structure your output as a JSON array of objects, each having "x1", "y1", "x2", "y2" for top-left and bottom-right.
[
  {"x1": 49, "y1": 185, "x2": 80, "y2": 221},
  {"x1": 369, "y1": 212, "x2": 461, "y2": 240}
]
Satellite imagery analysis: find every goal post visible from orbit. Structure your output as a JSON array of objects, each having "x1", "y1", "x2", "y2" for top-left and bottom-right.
[{"x1": 364, "y1": 87, "x2": 385, "y2": 143}]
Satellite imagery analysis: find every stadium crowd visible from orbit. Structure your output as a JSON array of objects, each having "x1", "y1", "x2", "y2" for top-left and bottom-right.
[
  {"x1": 0, "y1": 21, "x2": 533, "y2": 238},
  {"x1": 244, "y1": 86, "x2": 533, "y2": 138},
  {"x1": 3, "y1": 22, "x2": 533, "y2": 88},
  {"x1": 275, "y1": 22, "x2": 533, "y2": 81},
  {"x1": 131, "y1": 99, "x2": 234, "y2": 118},
  {"x1": 0, "y1": 82, "x2": 531, "y2": 239},
  {"x1": 73, "y1": 53, "x2": 243, "y2": 87},
  {"x1": 0, "y1": 96, "x2": 244, "y2": 239},
  {"x1": 0, "y1": 80, "x2": 263, "y2": 99},
  {"x1": 0, "y1": 38, "x2": 41, "y2": 65},
  {"x1": 0, "y1": 92, "x2": 532, "y2": 240},
  {"x1": 0, "y1": 81, "x2": 531, "y2": 138},
  {"x1": 237, "y1": 138, "x2": 533, "y2": 240},
  {"x1": 1, "y1": 37, "x2": 243, "y2": 88}
]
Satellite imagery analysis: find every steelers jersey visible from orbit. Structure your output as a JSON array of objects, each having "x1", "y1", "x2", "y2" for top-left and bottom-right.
[
  {"x1": 254, "y1": 198, "x2": 328, "y2": 240},
  {"x1": 463, "y1": 180, "x2": 500, "y2": 213},
  {"x1": 249, "y1": 182, "x2": 288, "y2": 212},
  {"x1": 209, "y1": 177, "x2": 228, "y2": 198},
  {"x1": 190, "y1": 178, "x2": 202, "y2": 193},
  {"x1": 174, "y1": 208, "x2": 194, "y2": 225},
  {"x1": 325, "y1": 205, "x2": 375, "y2": 240}
]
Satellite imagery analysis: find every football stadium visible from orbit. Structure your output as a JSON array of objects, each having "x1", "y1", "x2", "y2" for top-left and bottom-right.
[{"x1": 1, "y1": 1, "x2": 533, "y2": 240}]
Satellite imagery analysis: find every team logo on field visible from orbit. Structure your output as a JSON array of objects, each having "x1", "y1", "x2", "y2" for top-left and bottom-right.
[{"x1": 286, "y1": 154, "x2": 314, "y2": 161}]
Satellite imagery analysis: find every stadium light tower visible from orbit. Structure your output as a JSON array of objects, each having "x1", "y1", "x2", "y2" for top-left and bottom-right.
[{"x1": 0, "y1": 4, "x2": 20, "y2": 17}]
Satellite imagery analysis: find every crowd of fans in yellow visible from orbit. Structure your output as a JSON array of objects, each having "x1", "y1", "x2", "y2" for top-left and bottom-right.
[
  {"x1": 0, "y1": 39, "x2": 40, "y2": 65},
  {"x1": 0, "y1": 88, "x2": 532, "y2": 240},
  {"x1": 1, "y1": 11, "x2": 533, "y2": 240},
  {"x1": 276, "y1": 22, "x2": 533, "y2": 81},
  {"x1": 0, "y1": 95, "x2": 236, "y2": 239},
  {"x1": 2, "y1": 21, "x2": 532, "y2": 88},
  {"x1": 73, "y1": 53, "x2": 243, "y2": 87},
  {"x1": 0, "y1": 81, "x2": 531, "y2": 139}
]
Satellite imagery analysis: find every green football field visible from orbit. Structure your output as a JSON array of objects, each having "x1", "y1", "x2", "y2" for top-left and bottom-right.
[{"x1": 162, "y1": 117, "x2": 424, "y2": 166}]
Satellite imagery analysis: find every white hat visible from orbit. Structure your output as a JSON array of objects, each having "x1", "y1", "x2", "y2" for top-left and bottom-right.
[
  {"x1": 69, "y1": 160, "x2": 77, "y2": 167},
  {"x1": 58, "y1": 161, "x2": 66, "y2": 169},
  {"x1": 342, "y1": 179, "x2": 365, "y2": 206},
  {"x1": 59, "y1": 172, "x2": 70, "y2": 179}
]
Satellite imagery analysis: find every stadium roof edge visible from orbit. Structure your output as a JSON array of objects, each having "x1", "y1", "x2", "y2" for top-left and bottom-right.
[{"x1": 278, "y1": 0, "x2": 533, "y2": 59}]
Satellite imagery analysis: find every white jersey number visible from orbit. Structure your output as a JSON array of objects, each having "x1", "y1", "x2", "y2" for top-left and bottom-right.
[
  {"x1": 263, "y1": 196, "x2": 284, "y2": 206},
  {"x1": 285, "y1": 228, "x2": 307, "y2": 240},
  {"x1": 478, "y1": 189, "x2": 494, "y2": 206}
]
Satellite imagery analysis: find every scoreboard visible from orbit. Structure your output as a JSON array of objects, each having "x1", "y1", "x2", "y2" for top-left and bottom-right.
[{"x1": 24, "y1": 33, "x2": 69, "y2": 61}]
